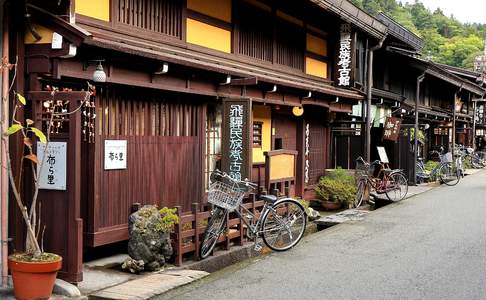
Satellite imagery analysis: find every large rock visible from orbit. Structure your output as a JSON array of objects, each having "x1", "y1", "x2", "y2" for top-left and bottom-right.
[{"x1": 126, "y1": 205, "x2": 173, "y2": 272}]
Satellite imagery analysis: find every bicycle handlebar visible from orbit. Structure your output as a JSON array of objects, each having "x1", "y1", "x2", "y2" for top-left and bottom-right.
[{"x1": 211, "y1": 169, "x2": 258, "y2": 189}]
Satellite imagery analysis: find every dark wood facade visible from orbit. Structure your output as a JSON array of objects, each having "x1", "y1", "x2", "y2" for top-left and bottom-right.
[{"x1": 8, "y1": 0, "x2": 390, "y2": 283}]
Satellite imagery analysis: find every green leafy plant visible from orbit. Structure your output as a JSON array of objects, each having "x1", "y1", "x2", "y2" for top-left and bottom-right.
[
  {"x1": 424, "y1": 160, "x2": 440, "y2": 172},
  {"x1": 159, "y1": 207, "x2": 179, "y2": 232},
  {"x1": 315, "y1": 168, "x2": 357, "y2": 205}
]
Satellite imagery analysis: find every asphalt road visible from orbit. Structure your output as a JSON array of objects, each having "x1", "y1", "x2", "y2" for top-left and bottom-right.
[{"x1": 159, "y1": 170, "x2": 486, "y2": 300}]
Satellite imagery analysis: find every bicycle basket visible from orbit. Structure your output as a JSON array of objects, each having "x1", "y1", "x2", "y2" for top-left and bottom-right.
[
  {"x1": 355, "y1": 159, "x2": 370, "y2": 178},
  {"x1": 207, "y1": 180, "x2": 246, "y2": 211},
  {"x1": 441, "y1": 152, "x2": 453, "y2": 163}
]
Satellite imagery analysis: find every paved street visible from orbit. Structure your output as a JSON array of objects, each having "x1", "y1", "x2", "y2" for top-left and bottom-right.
[{"x1": 160, "y1": 170, "x2": 486, "y2": 300}]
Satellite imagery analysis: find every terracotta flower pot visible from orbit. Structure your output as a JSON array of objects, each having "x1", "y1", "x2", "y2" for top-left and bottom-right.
[{"x1": 8, "y1": 254, "x2": 62, "y2": 300}]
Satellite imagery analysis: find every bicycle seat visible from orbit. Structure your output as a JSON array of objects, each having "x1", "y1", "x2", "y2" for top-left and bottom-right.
[
  {"x1": 259, "y1": 194, "x2": 278, "y2": 204},
  {"x1": 417, "y1": 158, "x2": 424, "y2": 162}
]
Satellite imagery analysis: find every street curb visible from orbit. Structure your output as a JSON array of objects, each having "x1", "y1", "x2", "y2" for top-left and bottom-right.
[{"x1": 178, "y1": 222, "x2": 318, "y2": 273}]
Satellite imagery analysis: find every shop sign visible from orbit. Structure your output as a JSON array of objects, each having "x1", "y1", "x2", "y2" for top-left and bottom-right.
[
  {"x1": 383, "y1": 117, "x2": 401, "y2": 142},
  {"x1": 377, "y1": 146, "x2": 389, "y2": 164},
  {"x1": 104, "y1": 140, "x2": 127, "y2": 170},
  {"x1": 304, "y1": 123, "x2": 310, "y2": 184},
  {"x1": 337, "y1": 23, "x2": 352, "y2": 87},
  {"x1": 38, "y1": 142, "x2": 67, "y2": 190},
  {"x1": 222, "y1": 98, "x2": 251, "y2": 181}
]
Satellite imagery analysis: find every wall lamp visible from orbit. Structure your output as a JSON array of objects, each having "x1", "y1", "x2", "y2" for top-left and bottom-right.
[{"x1": 84, "y1": 60, "x2": 107, "y2": 83}]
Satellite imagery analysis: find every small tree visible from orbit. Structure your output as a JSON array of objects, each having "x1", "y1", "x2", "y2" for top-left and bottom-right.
[{"x1": 1, "y1": 56, "x2": 92, "y2": 260}]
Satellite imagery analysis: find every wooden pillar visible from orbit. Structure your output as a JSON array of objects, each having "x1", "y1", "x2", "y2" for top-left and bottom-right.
[{"x1": 66, "y1": 98, "x2": 83, "y2": 282}]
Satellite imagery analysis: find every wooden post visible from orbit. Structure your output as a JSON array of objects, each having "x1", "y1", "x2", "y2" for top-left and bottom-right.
[
  {"x1": 224, "y1": 212, "x2": 230, "y2": 251},
  {"x1": 192, "y1": 203, "x2": 200, "y2": 261},
  {"x1": 174, "y1": 206, "x2": 183, "y2": 266}
]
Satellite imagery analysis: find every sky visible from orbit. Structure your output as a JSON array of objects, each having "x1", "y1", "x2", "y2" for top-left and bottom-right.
[{"x1": 400, "y1": 0, "x2": 486, "y2": 24}]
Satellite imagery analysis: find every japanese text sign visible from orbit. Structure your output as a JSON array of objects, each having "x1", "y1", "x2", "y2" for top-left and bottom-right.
[
  {"x1": 38, "y1": 142, "x2": 67, "y2": 190},
  {"x1": 383, "y1": 117, "x2": 401, "y2": 142},
  {"x1": 104, "y1": 140, "x2": 127, "y2": 170},
  {"x1": 337, "y1": 23, "x2": 353, "y2": 87},
  {"x1": 222, "y1": 98, "x2": 251, "y2": 181}
]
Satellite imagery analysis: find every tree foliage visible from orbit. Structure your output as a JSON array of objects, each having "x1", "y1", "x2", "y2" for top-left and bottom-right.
[{"x1": 350, "y1": 0, "x2": 485, "y2": 69}]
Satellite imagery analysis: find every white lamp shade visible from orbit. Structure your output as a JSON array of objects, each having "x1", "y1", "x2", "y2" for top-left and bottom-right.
[{"x1": 93, "y1": 63, "x2": 106, "y2": 82}]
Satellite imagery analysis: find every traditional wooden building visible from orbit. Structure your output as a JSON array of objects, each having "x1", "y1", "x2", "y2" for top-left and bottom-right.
[
  {"x1": 9, "y1": 0, "x2": 388, "y2": 282},
  {"x1": 371, "y1": 14, "x2": 485, "y2": 182}
]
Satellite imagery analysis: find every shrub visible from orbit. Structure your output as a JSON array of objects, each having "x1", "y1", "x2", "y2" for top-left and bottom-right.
[
  {"x1": 424, "y1": 160, "x2": 439, "y2": 172},
  {"x1": 159, "y1": 207, "x2": 179, "y2": 232},
  {"x1": 315, "y1": 168, "x2": 357, "y2": 205}
]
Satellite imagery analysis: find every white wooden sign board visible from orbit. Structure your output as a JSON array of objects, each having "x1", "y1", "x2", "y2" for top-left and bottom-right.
[
  {"x1": 38, "y1": 142, "x2": 67, "y2": 190},
  {"x1": 104, "y1": 140, "x2": 127, "y2": 170},
  {"x1": 376, "y1": 146, "x2": 389, "y2": 164}
]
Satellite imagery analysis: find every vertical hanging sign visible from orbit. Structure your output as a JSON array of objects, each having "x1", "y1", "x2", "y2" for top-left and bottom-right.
[
  {"x1": 222, "y1": 98, "x2": 251, "y2": 181},
  {"x1": 37, "y1": 142, "x2": 67, "y2": 190},
  {"x1": 337, "y1": 23, "x2": 353, "y2": 87},
  {"x1": 304, "y1": 123, "x2": 310, "y2": 184}
]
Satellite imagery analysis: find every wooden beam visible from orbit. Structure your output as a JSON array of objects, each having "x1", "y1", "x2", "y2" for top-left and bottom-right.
[{"x1": 230, "y1": 77, "x2": 258, "y2": 86}]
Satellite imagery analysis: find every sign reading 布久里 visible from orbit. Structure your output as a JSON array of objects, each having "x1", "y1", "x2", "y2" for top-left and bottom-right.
[
  {"x1": 221, "y1": 98, "x2": 251, "y2": 181},
  {"x1": 104, "y1": 140, "x2": 127, "y2": 170},
  {"x1": 38, "y1": 141, "x2": 67, "y2": 190}
]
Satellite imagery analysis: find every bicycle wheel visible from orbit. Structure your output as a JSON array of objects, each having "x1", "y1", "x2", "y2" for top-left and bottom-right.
[
  {"x1": 385, "y1": 172, "x2": 408, "y2": 202},
  {"x1": 354, "y1": 179, "x2": 366, "y2": 208},
  {"x1": 261, "y1": 199, "x2": 306, "y2": 252},
  {"x1": 199, "y1": 207, "x2": 227, "y2": 259},
  {"x1": 439, "y1": 163, "x2": 460, "y2": 186},
  {"x1": 471, "y1": 154, "x2": 483, "y2": 169}
]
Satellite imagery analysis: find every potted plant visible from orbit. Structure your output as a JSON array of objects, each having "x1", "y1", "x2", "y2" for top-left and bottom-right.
[
  {"x1": 315, "y1": 168, "x2": 357, "y2": 210},
  {"x1": 2, "y1": 58, "x2": 92, "y2": 299}
]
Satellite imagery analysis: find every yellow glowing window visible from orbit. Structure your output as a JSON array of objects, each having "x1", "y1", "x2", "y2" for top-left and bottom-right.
[
  {"x1": 187, "y1": 0, "x2": 232, "y2": 23},
  {"x1": 306, "y1": 57, "x2": 328, "y2": 79},
  {"x1": 75, "y1": 0, "x2": 110, "y2": 22},
  {"x1": 306, "y1": 33, "x2": 327, "y2": 56},
  {"x1": 186, "y1": 18, "x2": 231, "y2": 53}
]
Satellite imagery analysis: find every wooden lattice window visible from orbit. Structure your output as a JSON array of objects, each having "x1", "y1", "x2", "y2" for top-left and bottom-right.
[
  {"x1": 237, "y1": 3, "x2": 273, "y2": 62},
  {"x1": 116, "y1": 0, "x2": 183, "y2": 38},
  {"x1": 253, "y1": 122, "x2": 263, "y2": 148}
]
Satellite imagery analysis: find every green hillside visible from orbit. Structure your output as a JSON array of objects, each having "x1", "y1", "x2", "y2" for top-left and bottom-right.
[{"x1": 350, "y1": 0, "x2": 486, "y2": 69}]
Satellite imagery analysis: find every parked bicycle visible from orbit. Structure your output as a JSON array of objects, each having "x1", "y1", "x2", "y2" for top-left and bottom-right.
[
  {"x1": 354, "y1": 157, "x2": 408, "y2": 207},
  {"x1": 455, "y1": 144, "x2": 486, "y2": 169},
  {"x1": 416, "y1": 149, "x2": 460, "y2": 186},
  {"x1": 200, "y1": 170, "x2": 307, "y2": 259}
]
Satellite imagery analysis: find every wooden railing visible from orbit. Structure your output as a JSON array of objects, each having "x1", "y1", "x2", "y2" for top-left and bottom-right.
[{"x1": 171, "y1": 194, "x2": 265, "y2": 266}]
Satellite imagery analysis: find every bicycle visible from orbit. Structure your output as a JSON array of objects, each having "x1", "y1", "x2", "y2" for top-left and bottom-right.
[
  {"x1": 199, "y1": 170, "x2": 307, "y2": 259},
  {"x1": 416, "y1": 150, "x2": 460, "y2": 186},
  {"x1": 457, "y1": 145, "x2": 485, "y2": 169},
  {"x1": 354, "y1": 157, "x2": 408, "y2": 207}
]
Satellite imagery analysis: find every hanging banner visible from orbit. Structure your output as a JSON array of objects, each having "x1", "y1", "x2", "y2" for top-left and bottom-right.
[
  {"x1": 38, "y1": 142, "x2": 67, "y2": 190},
  {"x1": 221, "y1": 98, "x2": 252, "y2": 181},
  {"x1": 383, "y1": 117, "x2": 401, "y2": 142},
  {"x1": 337, "y1": 23, "x2": 353, "y2": 87},
  {"x1": 304, "y1": 123, "x2": 310, "y2": 184}
]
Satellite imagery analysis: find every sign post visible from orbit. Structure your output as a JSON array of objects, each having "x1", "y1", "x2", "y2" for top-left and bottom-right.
[{"x1": 221, "y1": 98, "x2": 252, "y2": 181}]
